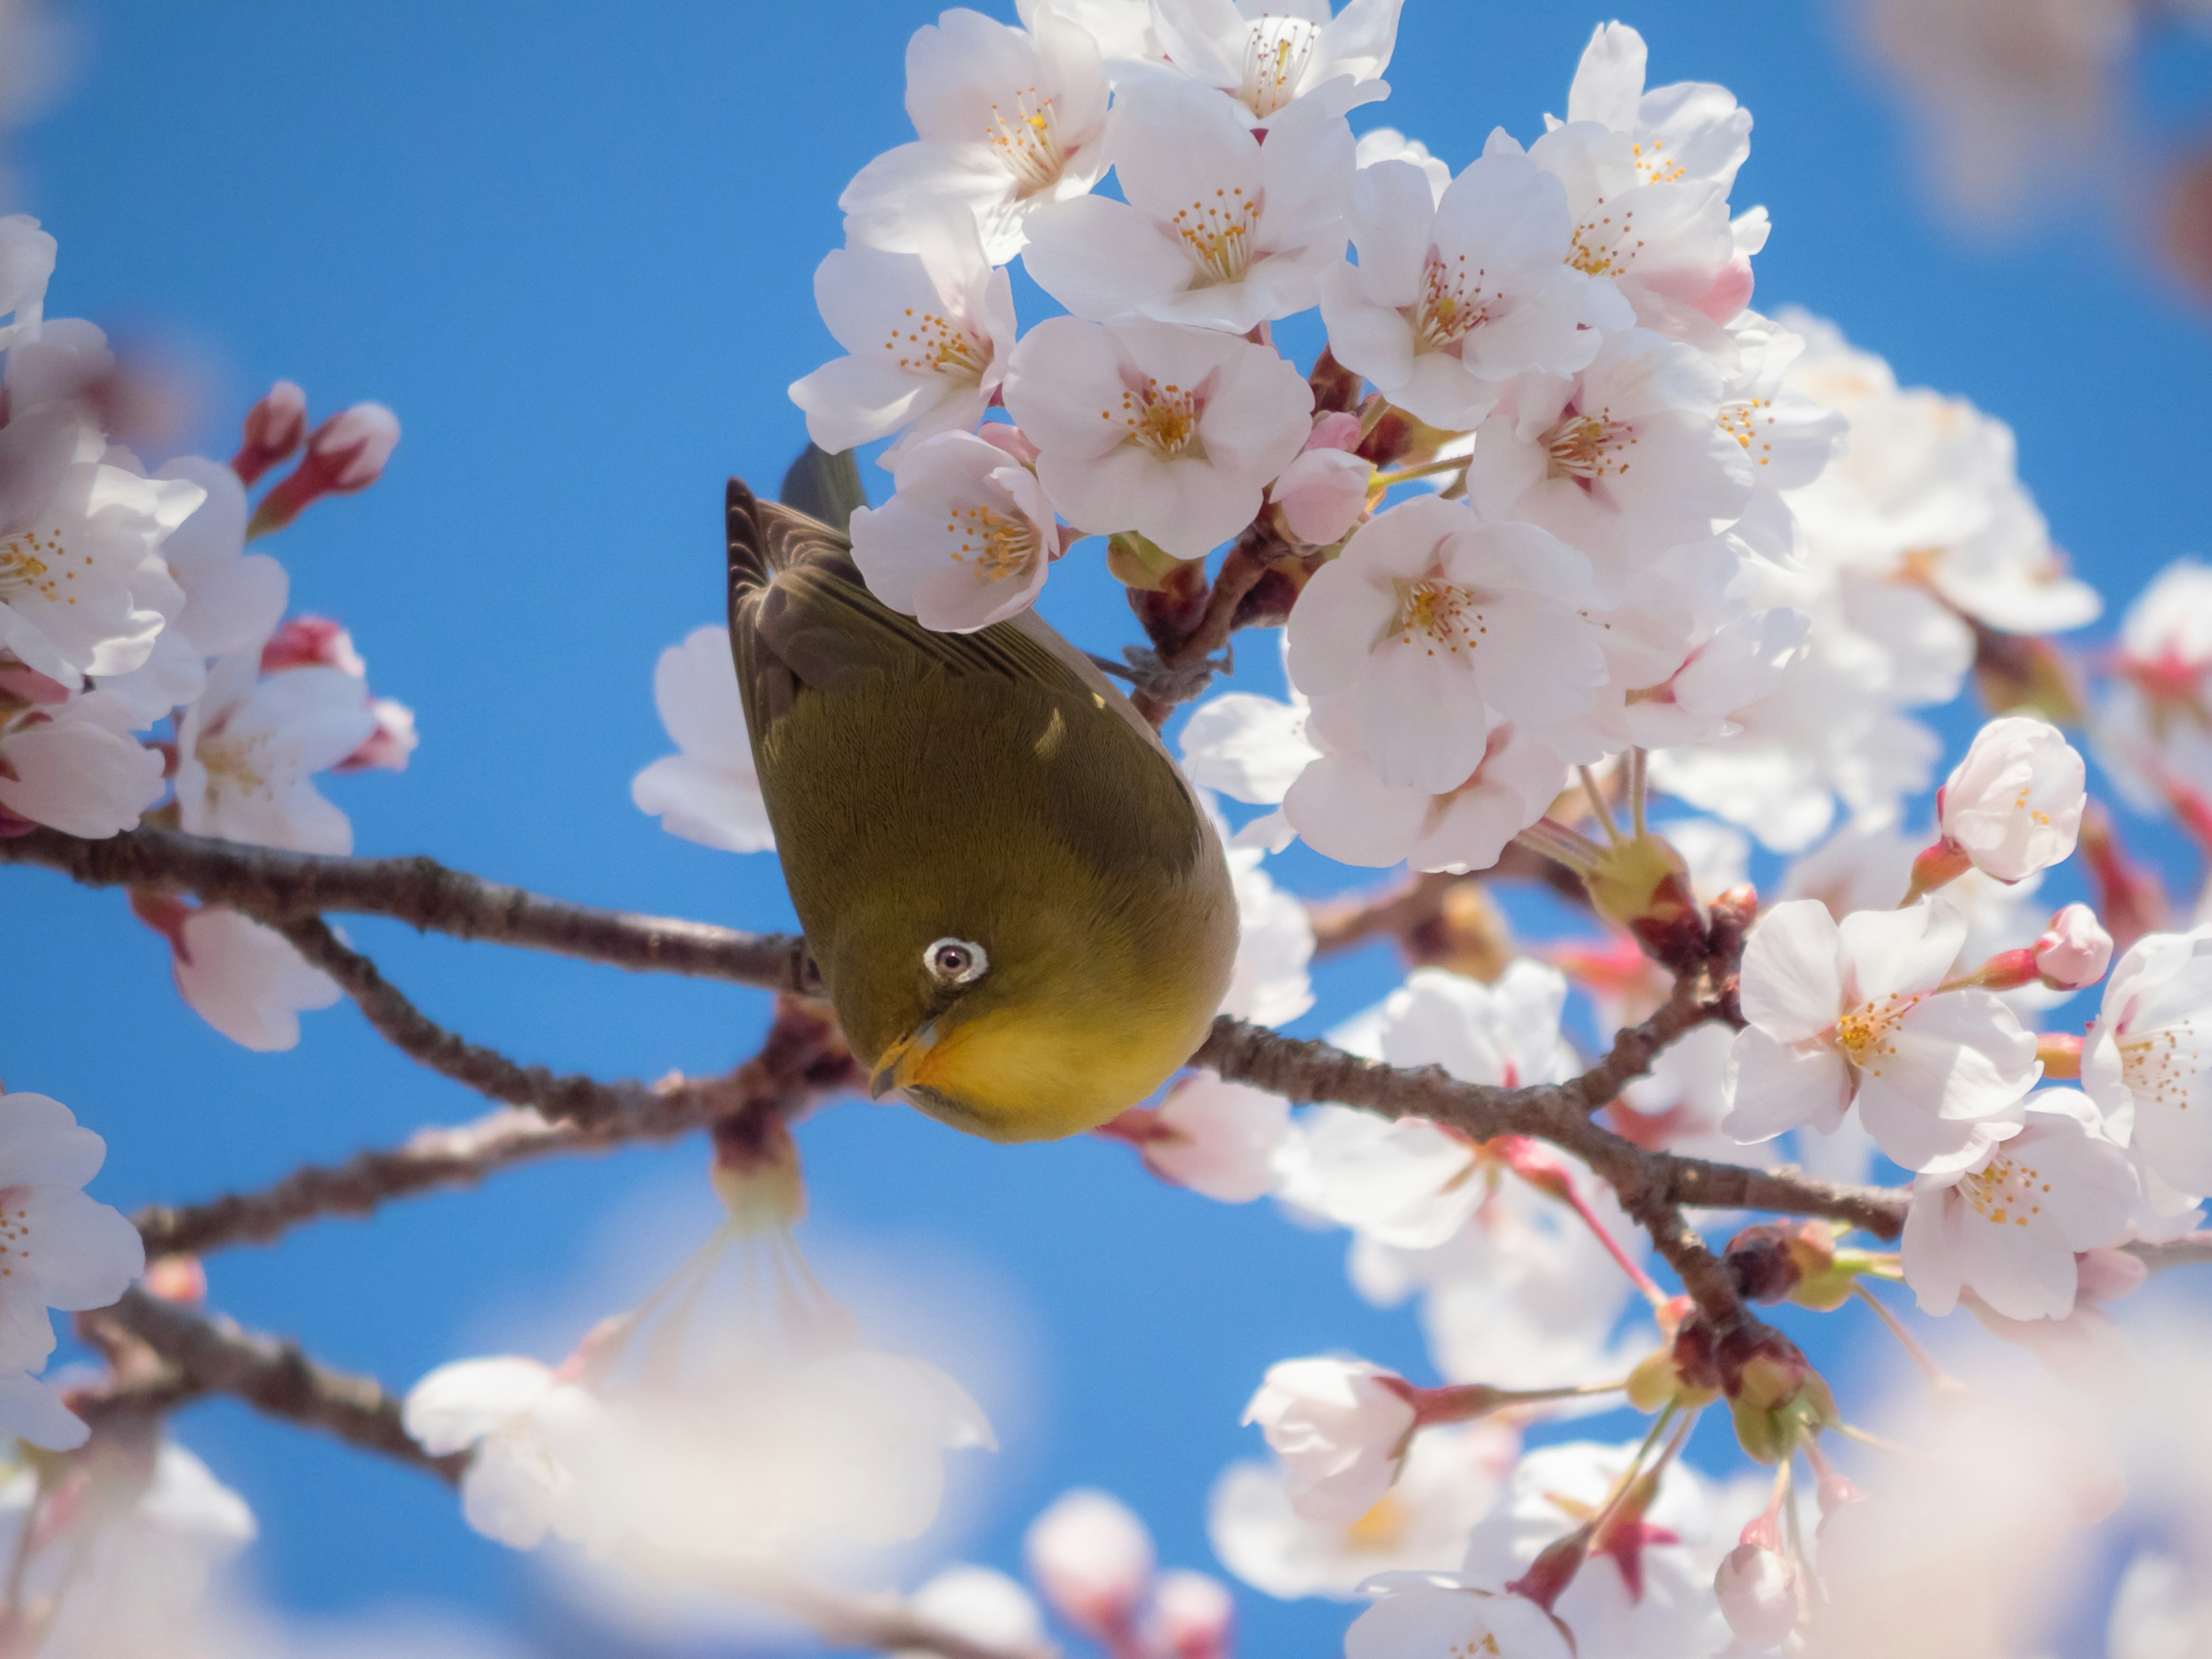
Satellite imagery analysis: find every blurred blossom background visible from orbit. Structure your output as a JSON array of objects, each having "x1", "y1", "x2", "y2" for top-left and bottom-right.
[{"x1": 8, "y1": 0, "x2": 2212, "y2": 1653}]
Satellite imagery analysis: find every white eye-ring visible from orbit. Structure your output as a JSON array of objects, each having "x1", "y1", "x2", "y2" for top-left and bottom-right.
[{"x1": 924, "y1": 937, "x2": 988, "y2": 986}]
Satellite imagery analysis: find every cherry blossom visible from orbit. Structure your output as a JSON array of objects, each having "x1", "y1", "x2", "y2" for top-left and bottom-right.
[
  {"x1": 1285, "y1": 496, "x2": 1601, "y2": 793},
  {"x1": 1560, "y1": 23, "x2": 1753, "y2": 199},
  {"x1": 1025, "y1": 1487, "x2": 1154, "y2": 1639},
  {"x1": 247, "y1": 402, "x2": 400, "y2": 537},
  {"x1": 1269, "y1": 431, "x2": 1370, "y2": 547},
  {"x1": 790, "y1": 199, "x2": 1015, "y2": 456},
  {"x1": 1243, "y1": 1357, "x2": 1418, "y2": 1523},
  {"x1": 901, "y1": 1565, "x2": 1047, "y2": 1658},
  {"x1": 1001, "y1": 316, "x2": 1310, "y2": 556},
  {"x1": 2082, "y1": 925, "x2": 2212, "y2": 1195},
  {"x1": 1724, "y1": 897, "x2": 2039, "y2": 1173},
  {"x1": 1344, "y1": 1578, "x2": 1573, "y2": 1659},
  {"x1": 1319, "y1": 142, "x2": 1628, "y2": 429},
  {"x1": 839, "y1": 5, "x2": 1112, "y2": 261},
  {"x1": 2108, "y1": 1553, "x2": 2212, "y2": 1659},
  {"x1": 174, "y1": 645, "x2": 379, "y2": 854},
  {"x1": 850, "y1": 429, "x2": 1058, "y2": 630},
  {"x1": 1902, "y1": 1089, "x2": 2138, "y2": 1319},
  {"x1": 1021, "y1": 79, "x2": 1352, "y2": 332},
  {"x1": 165, "y1": 906, "x2": 343, "y2": 1052},
  {"x1": 0, "y1": 1089, "x2": 144, "y2": 1446},
  {"x1": 1210, "y1": 1421, "x2": 1517, "y2": 1600},
  {"x1": 0, "y1": 683, "x2": 164, "y2": 837},
  {"x1": 632, "y1": 624, "x2": 775, "y2": 854},
  {"x1": 1715, "y1": 1537, "x2": 1800, "y2": 1650},
  {"x1": 403, "y1": 1355, "x2": 615, "y2": 1550},
  {"x1": 1125, "y1": 1074, "x2": 1291, "y2": 1202},
  {"x1": 1461, "y1": 327, "x2": 1754, "y2": 593},
  {"x1": 1934, "y1": 715, "x2": 2086, "y2": 885},
  {"x1": 1150, "y1": 1569, "x2": 1234, "y2": 1659},
  {"x1": 1139, "y1": 0, "x2": 1402, "y2": 128},
  {"x1": 2096, "y1": 558, "x2": 2212, "y2": 813}
]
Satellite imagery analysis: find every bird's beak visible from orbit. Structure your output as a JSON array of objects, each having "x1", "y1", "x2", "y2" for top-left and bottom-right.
[{"x1": 868, "y1": 1021, "x2": 938, "y2": 1100}]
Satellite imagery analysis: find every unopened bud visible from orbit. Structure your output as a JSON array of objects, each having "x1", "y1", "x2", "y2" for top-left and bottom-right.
[
  {"x1": 709, "y1": 1113, "x2": 806, "y2": 1235},
  {"x1": 1722, "y1": 1327, "x2": 1838, "y2": 1464},
  {"x1": 2032, "y1": 903, "x2": 2112, "y2": 991},
  {"x1": 1150, "y1": 1569, "x2": 1233, "y2": 1659},
  {"x1": 972, "y1": 422, "x2": 1040, "y2": 467},
  {"x1": 142, "y1": 1254, "x2": 207, "y2": 1305},
  {"x1": 1025, "y1": 1488, "x2": 1154, "y2": 1641},
  {"x1": 1726, "y1": 1219, "x2": 1863, "y2": 1311},
  {"x1": 1714, "y1": 1537, "x2": 1801, "y2": 1649},
  {"x1": 335, "y1": 698, "x2": 417, "y2": 775},
  {"x1": 248, "y1": 402, "x2": 400, "y2": 537},
  {"x1": 1903, "y1": 832, "x2": 1972, "y2": 903},
  {"x1": 261, "y1": 616, "x2": 365, "y2": 676},
  {"x1": 230, "y1": 380, "x2": 307, "y2": 486},
  {"x1": 2036, "y1": 1031, "x2": 2084, "y2": 1081},
  {"x1": 1583, "y1": 831, "x2": 1705, "y2": 973},
  {"x1": 1270, "y1": 445, "x2": 1372, "y2": 547}
]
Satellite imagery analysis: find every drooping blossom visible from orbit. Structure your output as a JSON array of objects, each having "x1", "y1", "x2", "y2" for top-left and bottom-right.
[
  {"x1": 1242, "y1": 1357, "x2": 1417, "y2": 1523},
  {"x1": 1025, "y1": 1487, "x2": 1154, "y2": 1641},
  {"x1": 1902, "y1": 1089, "x2": 2138, "y2": 1320},
  {"x1": 404, "y1": 1355, "x2": 616, "y2": 1550},
  {"x1": 790, "y1": 198, "x2": 1016, "y2": 456},
  {"x1": 1001, "y1": 316, "x2": 1310, "y2": 556},
  {"x1": 2082, "y1": 925, "x2": 2212, "y2": 1195},
  {"x1": 1715, "y1": 1537, "x2": 1801, "y2": 1651},
  {"x1": 1936, "y1": 715, "x2": 2086, "y2": 884},
  {"x1": 162, "y1": 904, "x2": 342, "y2": 1052},
  {"x1": 1318, "y1": 141, "x2": 1628, "y2": 429},
  {"x1": 850, "y1": 428, "x2": 1058, "y2": 630},
  {"x1": 1130, "y1": 1074, "x2": 1291, "y2": 1203},
  {"x1": 840, "y1": 5, "x2": 1113, "y2": 261},
  {"x1": 1021, "y1": 79, "x2": 1353, "y2": 332},
  {"x1": 632, "y1": 624, "x2": 775, "y2": 854},
  {"x1": 1724, "y1": 897, "x2": 2039, "y2": 1172}
]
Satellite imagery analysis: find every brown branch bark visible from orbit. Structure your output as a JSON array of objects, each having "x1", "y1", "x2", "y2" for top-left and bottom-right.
[
  {"x1": 135, "y1": 997, "x2": 857, "y2": 1258},
  {"x1": 0, "y1": 824, "x2": 814, "y2": 991}
]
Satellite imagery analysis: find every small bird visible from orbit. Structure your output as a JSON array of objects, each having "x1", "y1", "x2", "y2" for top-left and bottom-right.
[{"x1": 725, "y1": 476, "x2": 1238, "y2": 1143}]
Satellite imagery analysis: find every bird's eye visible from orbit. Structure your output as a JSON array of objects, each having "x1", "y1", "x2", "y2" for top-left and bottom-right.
[{"x1": 923, "y1": 937, "x2": 988, "y2": 986}]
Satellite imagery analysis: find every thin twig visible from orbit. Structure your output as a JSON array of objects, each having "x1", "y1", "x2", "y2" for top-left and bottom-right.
[
  {"x1": 135, "y1": 997, "x2": 857, "y2": 1258},
  {"x1": 0, "y1": 825, "x2": 815, "y2": 991}
]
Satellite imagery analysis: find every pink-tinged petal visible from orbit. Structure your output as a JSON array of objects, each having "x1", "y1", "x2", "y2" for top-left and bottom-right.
[
  {"x1": 1888, "y1": 991, "x2": 2039, "y2": 1120},
  {"x1": 1284, "y1": 751, "x2": 1427, "y2": 868},
  {"x1": 1855, "y1": 1076, "x2": 2020, "y2": 1176},
  {"x1": 0, "y1": 1372, "x2": 86, "y2": 1452},
  {"x1": 1900, "y1": 1180, "x2": 1965, "y2": 1316},
  {"x1": 631, "y1": 755, "x2": 775, "y2": 855},
  {"x1": 0, "y1": 1093, "x2": 103, "y2": 1190},
  {"x1": 791, "y1": 354, "x2": 939, "y2": 454},
  {"x1": 1738, "y1": 900, "x2": 1844, "y2": 1041},
  {"x1": 1722, "y1": 1027, "x2": 1851, "y2": 1142},
  {"x1": 1839, "y1": 898, "x2": 1968, "y2": 1001},
  {"x1": 1020, "y1": 196, "x2": 1192, "y2": 321}
]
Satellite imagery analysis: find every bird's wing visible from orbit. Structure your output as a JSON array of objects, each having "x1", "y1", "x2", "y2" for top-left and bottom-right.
[{"x1": 725, "y1": 477, "x2": 1169, "y2": 759}]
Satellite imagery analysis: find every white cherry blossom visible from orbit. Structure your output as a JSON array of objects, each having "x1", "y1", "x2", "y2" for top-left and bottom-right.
[
  {"x1": 1317, "y1": 143, "x2": 1628, "y2": 429},
  {"x1": 1242, "y1": 1356, "x2": 1416, "y2": 1523},
  {"x1": 175, "y1": 646, "x2": 379, "y2": 854},
  {"x1": 404, "y1": 1355, "x2": 616, "y2": 1550},
  {"x1": 1210, "y1": 1421, "x2": 1517, "y2": 1600},
  {"x1": 1902, "y1": 1089, "x2": 2138, "y2": 1319},
  {"x1": 0, "y1": 684, "x2": 164, "y2": 838},
  {"x1": 1355, "y1": 126, "x2": 1450, "y2": 201},
  {"x1": 1269, "y1": 433, "x2": 1370, "y2": 547},
  {"x1": 791, "y1": 199, "x2": 1014, "y2": 457},
  {"x1": 1285, "y1": 495, "x2": 1602, "y2": 793},
  {"x1": 2083, "y1": 925, "x2": 2212, "y2": 1195},
  {"x1": 2096, "y1": 558, "x2": 2212, "y2": 813},
  {"x1": 840, "y1": 5, "x2": 1113, "y2": 261},
  {"x1": 0, "y1": 1090, "x2": 144, "y2": 1423},
  {"x1": 1724, "y1": 897, "x2": 2039, "y2": 1173},
  {"x1": 902, "y1": 1566, "x2": 1047, "y2": 1659},
  {"x1": 1560, "y1": 22, "x2": 1752, "y2": 197},
  {"x1": 2031, "y1": 903, "x2": 2111, "y2": 991},
  {"x1": 1135, "y1": 1074, "x2": 1291, "y2": 1202},
  {"x1": 2108, "y1": 1554, "x2": 2212, "y2": 1659},
  {"x1": 168, "y1": 907, "x2": 342, "y2": 1052},
  {"x1": 632, "y1": 624, "x2": 775, "y2": 854},
  {"x1": 1937, "y1": 715, "x2": 2085, "y2": 884},
  {"x1": 1021, "y1": 79, "x2": 1351, "y2": 332},
  {"x1": 1462, "y1": 327, "x2": 1753, "y2": 594},
  {"x1": 0, "y1": 400, "x2": 195, "y2": 688},
  {"x1": 1220, "y1": 834, "x2": 1315, "y2": 1024},
  {"x1": 1150, "y1": 1570, "x2": 1233, "y2": 1659},
  {"x1": 850, "y1": 428, "x2": 1058, "y2": 630},
  {"x1": 1715, "y1": 1538, "x2": 1800, "y2": 1650},
  {"x1": 1345, "y1": 1580, "x2": 1573, "y2": 1659},
  {"x1": 1281, "y1": 710, "x2": 1570, "y2": 873},
  {"x1": 1001, "y1": 316, "x2": 1310, "y2": 556},
  {"x1": 1140, "y1": 0, "x2": 1402, "y2": 127}
]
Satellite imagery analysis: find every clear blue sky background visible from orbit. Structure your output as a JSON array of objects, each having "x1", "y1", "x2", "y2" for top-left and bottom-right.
[{"x1": 8, "y1": 2, "x2": 2212, "y2": 1654}]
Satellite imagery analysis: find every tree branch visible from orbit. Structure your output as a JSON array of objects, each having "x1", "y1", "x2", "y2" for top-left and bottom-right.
[
  {"x1": 70, "y1": 1296, "x2": 1048, "y2": 1659},
  {"x1": 136, "y1": 996, "x2": 856, "y2": 1258},
  {"x1": 0, "y1": 824, "x2": 813, "y2": 991}
]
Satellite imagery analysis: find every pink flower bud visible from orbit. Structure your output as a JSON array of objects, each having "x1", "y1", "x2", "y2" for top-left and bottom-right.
[
  {"x1": 248, "y1": 401, "x2": 400, "y2": 537},
  {"x1": 336, "y1": 698, "x2": 418, "y2": 774},
  {"x1": 1937, "y1": 716, "x2": 2086, "y2": 883},
  {"x1": 230, "y1": 380, "x2": 307, "y2": 486},
  {"x1": 1150, "y1": 1569, "x2": 1233, "y2": 1659},
  {"x1": 1242, "y1": 1357, "x2": 1416, "y2": 1522},
  {"x1": 0, "y1": 662, "x2": 68, "y2": 706},
  {"x1": 261, "y1": 616, "x2": 365, "y2": 676},
  {"x1": 1134, "y1": 1075, "x2": 1289, "y2": 1203},
  {"x1": 1304, "y1": 410, "x2": 1363, "y2": 452},
  {"x1": 1025, "y1": 1489, "x2": 1154, "y2": 1641},
  {"x1": 2075, "y1": 1244, "x2": 2148, "y2": 1305},
  {"x1": 142, "y1": 1255, "x2": 208, "y2": 1305},
  {"x1": 2032, "y1": 903, "x2": 2112, "y2": 990},
  {"x1": 1714, "y1": 1540, "x2": 1799, "y2": 1649},
  {"x1": 1271, "y1": 446, "x2": 1372, "y2": 546}
]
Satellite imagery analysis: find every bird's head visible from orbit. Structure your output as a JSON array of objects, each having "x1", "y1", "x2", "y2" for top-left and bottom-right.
[{"x1": 825, "y1": 888, "x2": 1225, "y2": 1145}]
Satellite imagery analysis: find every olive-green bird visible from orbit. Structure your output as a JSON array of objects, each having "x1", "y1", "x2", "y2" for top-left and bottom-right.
[{"x1": 725, "y1": 476, "x2": 1239, "y2": 1143}]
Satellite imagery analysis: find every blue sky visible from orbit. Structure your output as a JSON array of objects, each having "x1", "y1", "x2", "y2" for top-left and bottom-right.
[{"x1": 7, "y1": 2, "x2": 2212, "y2": 1654}]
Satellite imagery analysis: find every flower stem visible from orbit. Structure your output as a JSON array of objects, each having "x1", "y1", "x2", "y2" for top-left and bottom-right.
[
  {"x1": 1850, "y1": 1282, "x2": 1950, "y2": 1389},
  {"x1": 1578, "y1": 766, "x2": 1625, "y2": 845},
  {"x1": 1372, "y1": 455, "x2": 1469, "y2": 487}
]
